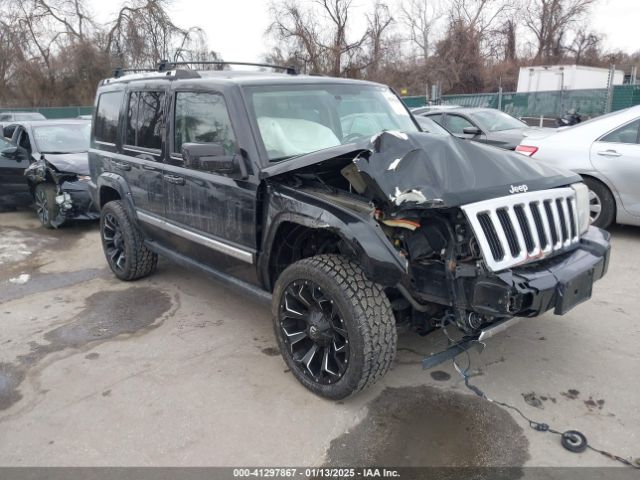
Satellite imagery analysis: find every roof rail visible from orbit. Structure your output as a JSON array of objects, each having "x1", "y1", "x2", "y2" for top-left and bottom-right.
[
  {"x1": 157, "y1": 60, "x2": 298, "y2": 75},
  {"x1": 112, "y1": 67, "x2": 157, "y2": 78}
]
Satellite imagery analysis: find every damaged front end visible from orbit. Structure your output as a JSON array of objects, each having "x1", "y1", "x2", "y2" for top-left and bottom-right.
[
  {"x1": 25, "y1": 153, "x2": 99, "y2": 227},
  {"x1": 263, "y1": 131, "x2": 611, "y2": 365}
]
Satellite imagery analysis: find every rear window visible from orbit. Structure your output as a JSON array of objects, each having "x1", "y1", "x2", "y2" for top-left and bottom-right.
[{"x1": 94, "y1": 91, "x2": 124, "y2": 144}]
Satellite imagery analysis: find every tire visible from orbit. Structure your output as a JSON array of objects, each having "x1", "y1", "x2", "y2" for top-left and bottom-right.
[
  {"x1": 100, "y1": 200, "x2": 158, "y2": 281},
  {"x1": 272, "y1": 254, "x2": 397, "y2": 400},
  {"x1": 34, "y1": 183, "x2": 59, "y2": 229},
  {"x1": 582, "y1": 177, "x2": 615, "y2": 229}
]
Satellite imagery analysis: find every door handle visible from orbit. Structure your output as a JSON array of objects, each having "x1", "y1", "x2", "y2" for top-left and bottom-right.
[
  {"x1": 597, "y1": 150, "x2": 621, "y2": 157},
  {"x1": 142, "y1": 164, "x2": 158, "y2": 171},
  {"x1": 112, "y1": 160, "x2": 131, "y2": 171},
  {"x1": 163, "y1": 174, "x2": 185, "y2": 185}
]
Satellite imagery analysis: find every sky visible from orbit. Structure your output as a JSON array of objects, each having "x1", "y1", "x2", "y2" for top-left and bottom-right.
[{"x1": 88, "y1": 0, "x2": 640, "y2": 63}]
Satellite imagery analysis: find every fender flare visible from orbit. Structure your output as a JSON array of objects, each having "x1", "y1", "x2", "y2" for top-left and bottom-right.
[
  {"x1": 259, "y1": 185, "x2": 408, "y2": 290},
  {"x1": 96, "y1": 172, "x2": 136, "y2": 217}
]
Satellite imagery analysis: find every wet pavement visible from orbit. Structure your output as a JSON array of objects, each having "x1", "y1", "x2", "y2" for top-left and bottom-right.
[{"x1": 0, "y1": 205, "x2": 639, "y2": 467}]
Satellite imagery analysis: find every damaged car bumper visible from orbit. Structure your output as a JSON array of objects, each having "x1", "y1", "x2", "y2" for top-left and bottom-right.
[
  {"x1": 470, "y1": 226, "x2": 610, "y2": 317},
  {"x1": 57, "y1": 179, "x2": 100, "y2": 221}
]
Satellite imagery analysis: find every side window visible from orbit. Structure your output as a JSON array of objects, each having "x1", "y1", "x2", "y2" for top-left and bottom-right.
[
  {"x1": 174, "y1": 91, "x2": 237, "y2": 156},
  {"x1": 126, "y1": 91, "x2": 165, "y2": 150},
  {"x1": 600, "y1": 119, "x2": 640, "y2": 144},
  {"x1": 95, "y1": 91, "x2": 124, "y2": 144},
  {"x1": 426, "y1": 113, "x2": 444, "y2": 126},
  {"x1": 446, "y1": 115, "x2": 476, "y2": 134},
  {"x1": 125, "y1": 91, "x2": 165, "y2": 150},
  {"x1": 3, "y1": 124, "x2": 17, "y2": 140}
]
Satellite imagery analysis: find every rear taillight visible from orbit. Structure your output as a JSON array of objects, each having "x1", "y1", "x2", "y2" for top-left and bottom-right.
[{"x1": 515, "y1": 145, "x2": 538, "y2": 157}]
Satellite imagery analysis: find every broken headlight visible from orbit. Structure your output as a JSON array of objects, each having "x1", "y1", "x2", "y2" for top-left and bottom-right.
[{"x1": 571, "y1": 182, "x2": 590, "y2": 234}]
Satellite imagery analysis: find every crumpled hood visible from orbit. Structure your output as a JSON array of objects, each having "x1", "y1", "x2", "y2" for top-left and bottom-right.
[
  {"x1": 354, "y1": 131, "x2": 580, "y2": 209},
  {"x1": 42, "y1": 152, "x2": 89, "y2": 176}
]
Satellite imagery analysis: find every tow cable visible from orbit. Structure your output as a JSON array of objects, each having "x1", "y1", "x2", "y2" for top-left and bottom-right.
[{"x1": 444, "y1": 347, "x2": 640, "y2": 469}]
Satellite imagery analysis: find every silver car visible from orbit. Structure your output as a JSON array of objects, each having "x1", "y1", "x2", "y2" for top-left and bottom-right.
[{"x1": 516, "y1": 105, "x2": 640, "y2": 228}]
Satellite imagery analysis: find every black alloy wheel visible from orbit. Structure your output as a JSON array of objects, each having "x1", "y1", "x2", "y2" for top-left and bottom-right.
[
  {"x1": 102, "y1": 211, "x2": 126, "y2": 272},
  {"x1": 272, "y1": 255, "x2": 397, "y2": 399},
  {"x1": 279, "y1": 279, "x2": 350, "y2": 385}
]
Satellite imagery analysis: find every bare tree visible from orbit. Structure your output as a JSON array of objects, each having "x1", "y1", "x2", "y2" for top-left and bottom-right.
[
  {"x1": 400, "y1": 0, "x2": 442, "y2": 60},
  {"x1": 267, "y1": 0, "x2": 369, "y2": 76},
  {"x1": 523, "y1": 0, "x2": 596, "y2": 62},
  {"x1": 365, "y1": 2, "x2": 394, "y2": 77}
]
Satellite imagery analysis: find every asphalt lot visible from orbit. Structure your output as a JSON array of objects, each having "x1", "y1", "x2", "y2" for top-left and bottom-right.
[{"x1": 0, "y1": 203, "x2": 639, "y2": 468}]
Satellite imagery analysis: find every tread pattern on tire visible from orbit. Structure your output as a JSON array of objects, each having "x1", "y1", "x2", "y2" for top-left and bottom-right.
[
  {"x1": 285, "y1": 254, "x2": 397, "y2": 396},
  {"x1": 102, "y1": 201, "x2": 158, "y2": 280}
]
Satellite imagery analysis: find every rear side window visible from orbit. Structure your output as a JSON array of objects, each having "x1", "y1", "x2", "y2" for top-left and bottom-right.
[
  {"x1": 94, "y1": 91, "x2": 124, "y2": 144},
  {"x1": 174, "y1": 91, "x2": 237, "y2": 154},
  {"x1": 125, "y1": 91, "x2": 165, "y2": 150},
  {"x1": 600, "y1": 119, "x2": 640, "y2": 144}
]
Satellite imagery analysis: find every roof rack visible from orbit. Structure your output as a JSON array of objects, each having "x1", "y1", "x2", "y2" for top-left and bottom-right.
[
  {"x1": 157, "y1": 60, "x2": 298, "y2": 75},
  {"x1": 112, "y1": 67, "x2": 158, "y2": 78}
]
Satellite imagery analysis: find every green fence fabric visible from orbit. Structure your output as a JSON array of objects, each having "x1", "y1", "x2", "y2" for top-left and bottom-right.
[
  {"x1": 0, "y1": 106, "x2": 93, "y2": 119},
  {"x1": 4, "y1": 86, "x2": 639, "y2": 121},
  {"x1": 402, "y1": 85, "x2": 640, "y2": 119},
  {"x1": 611, "y1": 85, "x2": 640, "y2": 111}
]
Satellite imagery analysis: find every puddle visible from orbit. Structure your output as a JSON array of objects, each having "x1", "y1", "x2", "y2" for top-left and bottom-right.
[
  {"x1": 0, "y1": 287, "x2": 172, "y2": 411},
  {"x1": 325, "y1": 386, "x2": 529, "y2": 467}
]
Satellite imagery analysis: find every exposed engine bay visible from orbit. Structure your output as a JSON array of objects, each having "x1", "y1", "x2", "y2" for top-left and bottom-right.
[{"x1": 266, "y1": 131, "x2": 610, "y2": 353}]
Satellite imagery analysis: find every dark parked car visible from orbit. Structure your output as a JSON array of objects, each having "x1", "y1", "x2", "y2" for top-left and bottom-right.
[
  {"x1": 1, "y1": 120, "x2": 99, "y2": 227},
  {"x1": 89, "y1": 64, "x2": 610, "y2": 399},
  {"x1": 418, "y1": 107, "x2": 550, "y2": 150}
]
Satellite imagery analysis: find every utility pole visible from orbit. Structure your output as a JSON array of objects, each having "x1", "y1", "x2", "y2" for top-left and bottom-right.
[{"x1": 605, "y1": 64, "x2": 616, "y2": 113}]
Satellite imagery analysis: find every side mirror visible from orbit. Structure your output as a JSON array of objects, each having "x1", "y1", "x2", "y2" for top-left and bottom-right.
[
  {"x1": 181, "y1": 143, "x2": 247, "y2": 179},
  {"x1": 1, "y1": 146, "x2": 24, "y2": 161},
  {"x1": 462, "y1": 126, "x2": 482, "y2": 136}
]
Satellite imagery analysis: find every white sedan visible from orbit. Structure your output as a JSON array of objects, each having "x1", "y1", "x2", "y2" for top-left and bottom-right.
[{"x1": 516, "y1": 105, "x2": 640, "y2": 229}]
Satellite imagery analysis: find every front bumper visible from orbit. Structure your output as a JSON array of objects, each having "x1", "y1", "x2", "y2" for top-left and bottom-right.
[
  {"x1": 471, "y1": 226, "x2": 610, "y2": 317},
  {"x1": 57, "y1": 180, "x2": 100, "y2": 222}
]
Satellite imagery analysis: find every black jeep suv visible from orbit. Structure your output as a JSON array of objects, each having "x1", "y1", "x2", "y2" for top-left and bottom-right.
[{"x1": 88, "y1": 64, "x2": 610, "y2": 399}]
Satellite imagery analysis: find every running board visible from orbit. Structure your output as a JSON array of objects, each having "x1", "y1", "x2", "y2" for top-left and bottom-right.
[
  {"x1": 421, "y1": 316, "x2": 523, "y2": 369},
  {"x1": 145, "y1": 240, "x2": 272, "y2": 305}
]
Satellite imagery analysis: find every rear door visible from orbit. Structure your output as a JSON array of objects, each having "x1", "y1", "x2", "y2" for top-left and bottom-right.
[
  {"x1": 120, "y1": 89, "x2": 166, "y2": 218},
  {"x1": 590, "y1": 118, "x2": 640, "y2": 217},
  {"x1": 159, "y1": 88, "x2": 259, "y2": 283}
]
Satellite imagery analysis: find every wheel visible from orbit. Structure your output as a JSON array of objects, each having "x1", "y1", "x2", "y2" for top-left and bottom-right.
[
  {"x1": 272, "y1": 254, "x2": 397, "y2": 399},
  {"x1": 100, "y1": 200, "x2": 158, "y2": 281},
  {"x1": 34, "y1": 183, "x2": 59, "y2": 229},
  {"x1": 582, "y1": 177, "x2": 615, "y2": 229}
]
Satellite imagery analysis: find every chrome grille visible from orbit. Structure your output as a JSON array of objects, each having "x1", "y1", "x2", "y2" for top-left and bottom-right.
[{"x1": 461, "y1": 188, "x2": 580, "y2": 272}]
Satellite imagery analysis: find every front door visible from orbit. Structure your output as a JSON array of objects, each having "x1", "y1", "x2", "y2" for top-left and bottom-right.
[
  {"x1": 162, "y1": 89, "x2": 259, "y2": 283},
  {"x1": 0, "y1": 134, "x2": 29, "y2": 194},
  {"x1": 590, "y1": 118, "x2": 640, "y2": 217}
]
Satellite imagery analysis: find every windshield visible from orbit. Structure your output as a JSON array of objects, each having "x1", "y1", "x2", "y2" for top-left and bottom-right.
[
  {"x1": 15, "y1": 113, "x2": 46, "y2": 121},
  {"x1": 244, "y1": 84, "x2": 418, "y2": 161},
  {"x1": 468, "y1": 110, "x2": 527, "y2": 132},
  {"x1": 33, "y1": 123, "x2": 91, "y2": 153}
]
